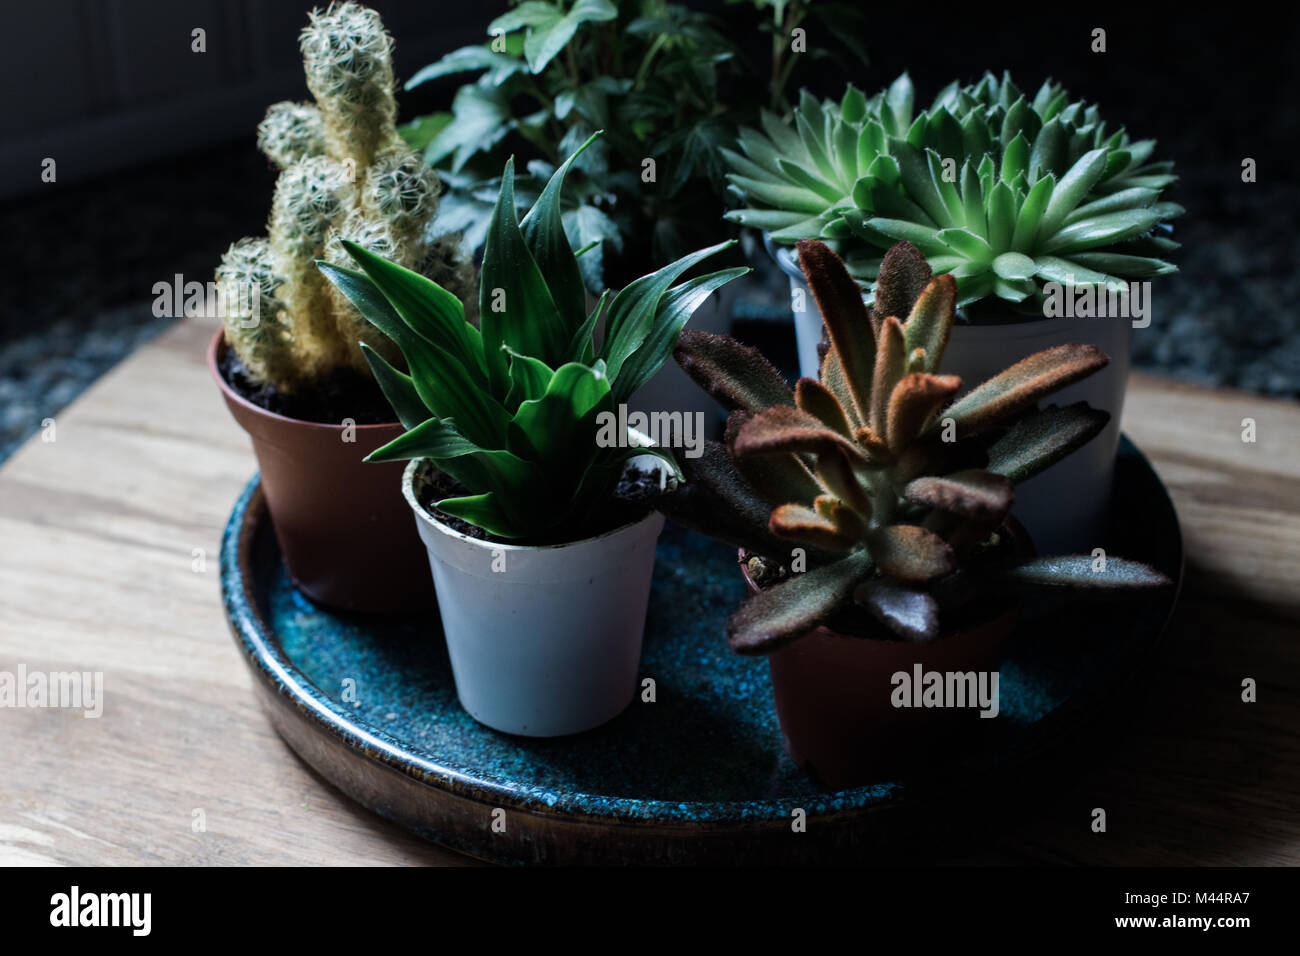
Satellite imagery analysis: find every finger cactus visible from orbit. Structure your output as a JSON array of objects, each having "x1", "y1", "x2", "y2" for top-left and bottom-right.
[
  {"x1": 663, "y1": 238, "x2": 1171, "y2": 654},
  {"x1": 217, "y1": 1, "x2": 474, "y2": 395}
]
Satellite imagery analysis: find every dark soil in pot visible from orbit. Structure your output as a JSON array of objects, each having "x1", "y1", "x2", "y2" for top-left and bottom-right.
[
  {"x1": 218, "y1": 348, "x2": 395, "y2": 424},
  {"x1": 745, "y1": 522, "x2": 1034, "y2": 791}
]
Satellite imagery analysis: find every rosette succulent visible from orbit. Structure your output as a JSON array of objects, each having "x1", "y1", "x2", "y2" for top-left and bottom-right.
[
  {"x1": 320, "y1": 133, "x2": 747, "y2": 541},
  {"x1": 660, "y1": 237, "x2": 1170, "y2": 653},
  {"x1": 724, "y1": 72, "x2": 1182, "y2": 315}
]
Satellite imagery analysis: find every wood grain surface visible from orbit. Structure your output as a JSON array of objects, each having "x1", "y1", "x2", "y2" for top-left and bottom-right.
[{"x1": 1, "y1": 317, "x2": 1296, "y2": 866}]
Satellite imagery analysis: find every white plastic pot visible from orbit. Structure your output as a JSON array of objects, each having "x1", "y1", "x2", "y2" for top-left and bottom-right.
[
  {"x1": 768, "y1": 241, "x2": 826, "y2": 381},
  {"x1": 402, "y1": 457, "x2": 666, "y2": 738},
  {"x1": 765, "y1": 234, "x2": 1131, "y2": 554}
]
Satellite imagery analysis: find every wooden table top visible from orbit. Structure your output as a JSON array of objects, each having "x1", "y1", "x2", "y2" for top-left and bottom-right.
[{"x1": 1, "y1": 317, "x2": 1296, "y2": 866}]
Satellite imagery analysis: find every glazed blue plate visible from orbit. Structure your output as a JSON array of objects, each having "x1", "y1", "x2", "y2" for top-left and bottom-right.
[{"x1": 220, "y1": 436, "x2": 1182, "y2": 864}]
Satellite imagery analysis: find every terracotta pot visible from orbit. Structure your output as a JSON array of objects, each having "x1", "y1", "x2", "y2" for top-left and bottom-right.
[
  {"x1": 743, "y1": 524, "x2": 1031, "y2": 790},
  {"x1": 207, "y1": 329, "x2": 432, "y2": 612}
]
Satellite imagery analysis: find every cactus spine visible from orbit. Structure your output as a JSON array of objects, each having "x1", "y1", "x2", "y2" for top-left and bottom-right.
[{"x1": 218, "y1": 1, "x2": 473, "y2": 394}]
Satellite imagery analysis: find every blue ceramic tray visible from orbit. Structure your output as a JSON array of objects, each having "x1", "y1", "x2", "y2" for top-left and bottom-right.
[{"x1": 220, "y1": 436, "x2": 1182, "y2": 864}]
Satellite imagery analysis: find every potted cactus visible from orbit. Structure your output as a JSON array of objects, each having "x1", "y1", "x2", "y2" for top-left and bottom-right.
[
  {"x1": 722, "y1": 72, "x2": 1182, "y2": 551},
  {"x1": 321, "y1": 133, "x2": 746, "y2": 737},
  {"x1": 208, "y1": 3, "x2": 475, "y2": 611},
  {"x1": 660, "y1": 238, "x2": 1171, "y2": 788}
]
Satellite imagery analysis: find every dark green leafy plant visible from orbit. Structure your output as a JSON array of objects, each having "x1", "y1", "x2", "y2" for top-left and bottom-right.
[
  {"x1": 320, "y1": 133, "x2": 747, "y2": 540},
  {"x1": 724, "y1": 72, "x2": 1182, "y2": 315},
  {"x1": 401, "y1": 0, "x2": 867, "y2": 291},
  {"x1": 662, "y1": 237, "x2": 1170, "y2": 653},
  {"x1": 725, "y1": 0, "x2": 871, "y2": 112}
]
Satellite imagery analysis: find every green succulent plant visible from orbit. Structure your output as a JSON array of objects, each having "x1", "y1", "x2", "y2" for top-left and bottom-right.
[
  {"x1": 320, "y1": 132, "x2": 747, "y2": 541},
  {"x1": 217, "y1": 1, "x2": 475, "y2": 393},
  {"x1": 661, "y1": 237, "x2": 1170, "y2": 653},
  {"x1": 724, "y1": 72, "x2": 1182, "y2": 314}
]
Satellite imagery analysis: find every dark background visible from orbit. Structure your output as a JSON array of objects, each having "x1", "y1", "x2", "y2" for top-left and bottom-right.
[{"x1": 2, "y1": 1, "x2": 1297, "y2": 459}]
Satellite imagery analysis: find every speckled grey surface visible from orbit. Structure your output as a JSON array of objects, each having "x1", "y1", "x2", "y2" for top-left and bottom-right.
[{"x1": 220, "y1": 440, "x2": 1182, "y2": 859}]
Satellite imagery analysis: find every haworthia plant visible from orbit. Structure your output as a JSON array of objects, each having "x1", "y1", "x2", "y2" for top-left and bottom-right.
[
  {"x1": 662, "y1": 238, "x2": 1170, "y2": 654},
  {"x1": 321, "y1": 132, "x2": 747, "y2": 541},
  {"x1": 724, "y1": 72, "x2": 1182, "y2": 315}
]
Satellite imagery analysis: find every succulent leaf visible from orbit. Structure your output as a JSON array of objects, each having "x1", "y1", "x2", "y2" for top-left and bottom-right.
[
  {"x1": 902, "y1": 469, "x2": 1014, "y2": 522},
  {"x1": 901, "y1": 273, "x2": 956, "y2": 371},
  {"x1": 869, "y1": 317, "x2": 907, "y2": 435},
  {"x1": 724, "y1": 411, "x2": 823, "y2": 505},
  {"x1": 985, "y1": 402, "x2": 1110, "y2": 483},
  {"x1": 854, "y1": 579, "x2": 940, "y2": 642},
  {"x1": 795, "y1": 378, "x2": 854, "y2": 438},
  {"x1": 1000, "y1": 556, "x2": 1172, "y2": 590},
  {"x1": 941, "y1": 344, "x2": 1108, "y2": 435},
  {"x1": 770, "y1": 504, "x2": 857, "y2": 553},
  {"x1": 674, "y1": 329, "x2": 795, "y2": 412},
  {"x1": 734, "y1": 405, "x2": 870, "y2": 466},
  {"x1": 728, "y1": 551, "x2": 875, "y2": 655},
  {"x1": 868, "y1": 524, "x2": 954, "y2": 582},
  {"x1": 885, "y1": 372, "x2": 963, "y2": 455}
]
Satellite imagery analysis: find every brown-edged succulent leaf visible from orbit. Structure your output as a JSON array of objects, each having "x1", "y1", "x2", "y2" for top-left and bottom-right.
[
  {"x1": 770, "y1": 503, "x2": 857, "y2": 553},
  {"x1": 816, "y1": 445, "x2": 873, "y2": 518},
  {"x1": 797, "y1": 239, "x2": 874, "y2": 420},
  {"x1": 903, "y1": 469, "x2": 1015, "y2": 522},
  {"x1": 675, "y1": 329, "x2": 794, "y2": 412},
  {"x1": 854, "y1": 425, "x2": 892, "y2": 460},
  {"x1": 733, "y1": 405, "x2": 870, "y2": 466},
  {"x1": 985, "y1": 402, "x2": 1110, "y2": 484},
  {"x1": 868, "y1": 524, "x2": 955, "y2": 582},
  {"x1": 902, "y1": 273, "x2": 957, "y2": 372},
  {"x1": 999, "y1": 556, "x2": 1172, "y2": 591},
  {"x1": 817, "y1": 495, "x2": 870, "y2": 540},
  {"x1": 940, "y1": 344, "x2": 1109, "y2": 435},
  {"x1": 724, "y1": 411, "x2": 822, "y2": 505},
  {"x1": 870, "y1": 316, "x2": 907, "y2": 435},
  {"x1": 652, "y1": 440, "x2": 796, "y2": 558},
  {"x1": 728, "y1": 549, "x2": 875, "y2": 655},
  {"x1": 854, "y1": 579, "x2": 941, "y2": 642},
  {"x1": 820, "y1": 344, "x2": 863, "y2": 428},
  {"x1": 885, "y1": 372, "x2": 963, "y2": 455},
  {"x1": 871, "y1": 240, "x2": 932, "y2": 330},
  {"x1": 795, "y1": 377, "x2": 854, "y2": 437}
]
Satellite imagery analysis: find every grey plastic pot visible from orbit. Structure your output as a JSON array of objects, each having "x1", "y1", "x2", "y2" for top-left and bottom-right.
[{"x1": 401, "y1": 438, "x2": 668, "y2": 738}]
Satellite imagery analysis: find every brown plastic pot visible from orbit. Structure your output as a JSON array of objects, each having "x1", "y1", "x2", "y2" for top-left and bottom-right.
[
  {"x1": 744, "y1": 523, "x2": 1032, "y2": 790},
  {"x1": 208, "y1": 329, "x2": 432, "y2": 612}
]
